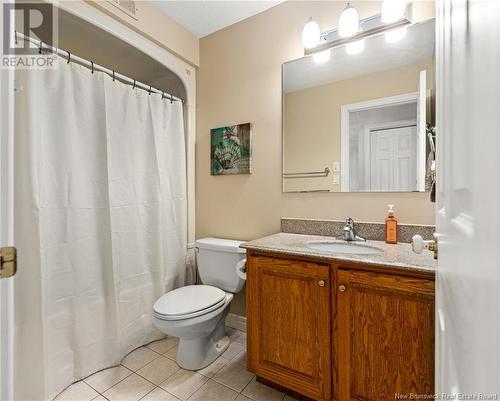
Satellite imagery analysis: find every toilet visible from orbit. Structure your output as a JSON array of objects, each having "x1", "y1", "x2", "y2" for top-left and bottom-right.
[{"x1": 152, "y1": 238, "x2": 246, "y2": 370}]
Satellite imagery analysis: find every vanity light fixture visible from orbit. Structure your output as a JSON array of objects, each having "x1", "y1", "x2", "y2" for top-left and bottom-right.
[
  {"x1": 381, "y1": 0, "x2": 407, "y2": 23},
  {"x1": 302, "y1": 17, "x2": 321, "y2": 49},
  {"x1": 338, "y1": 3, "x2": 360, "y2": 38},
  {"x1": 303, "y1": 13, "x2": 410, "y2": 57}
]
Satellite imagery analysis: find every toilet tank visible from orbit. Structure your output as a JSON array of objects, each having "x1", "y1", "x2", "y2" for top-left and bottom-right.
[{"x1": 195, "y1": 238, "x2": 246, "y2": 293}]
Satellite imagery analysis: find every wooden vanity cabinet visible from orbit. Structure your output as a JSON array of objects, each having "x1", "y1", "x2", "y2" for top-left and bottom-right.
[
  {"x1": 246, "y1": 254, "x2": 332, "y2": 401},
  {"x1": 335, "y1": 267, "x2": 435, "y2": 401},
  {"x1": 246, "y1": 251, "x2": 435, "y2": 401}
]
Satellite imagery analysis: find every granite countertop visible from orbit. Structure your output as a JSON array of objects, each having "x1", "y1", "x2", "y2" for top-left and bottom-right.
[{"x1": 241, "y1": 233, "x2": 436, "y2": 275}]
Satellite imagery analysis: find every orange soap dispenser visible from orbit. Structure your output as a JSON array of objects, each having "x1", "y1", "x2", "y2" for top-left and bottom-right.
[{"x1": 385, "y1": 204, "x2": 398, "y2": 244}]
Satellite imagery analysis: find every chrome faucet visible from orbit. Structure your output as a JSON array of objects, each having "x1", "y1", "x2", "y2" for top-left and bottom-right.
[{"x1": 342, "y1": 218, "x2": 366, "y2": 242}]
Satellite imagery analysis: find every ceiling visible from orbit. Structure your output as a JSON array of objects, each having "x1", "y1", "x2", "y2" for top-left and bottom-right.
[
  {"x1": 284, "y1": 19, "x2": 435, "y2": 93},
  {"x1": 152, "y1": 1, "x2": 284, "y2": 38}
]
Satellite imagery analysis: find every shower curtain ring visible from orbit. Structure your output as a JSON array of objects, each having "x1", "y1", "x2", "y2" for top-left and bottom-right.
[
  {"x1": 161, "y1": 92, "x2": 165, "y2": 100},
  {"x1": 14, "y1": 31, "x2": 18, "y2": 45},
  {"x1": 66, "y1": 51, "x2": 71, "y2": 64},
  {"x1": 112, "y1": 70, "x2": 115, "y2": 81},
  {"x1": 133, "y1": 79, "x2": 136, "y2": 89},
  {"x1": 170, "y1": 96, "x2": 173, "y2": 104},
  {"x1": 91, "y1": 61, "x2": 94, "y2": 74},
  {"x1": 39, "y1": 40, "x2": 43, "y2": 54}
]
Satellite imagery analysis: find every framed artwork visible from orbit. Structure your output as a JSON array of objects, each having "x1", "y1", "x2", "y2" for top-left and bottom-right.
[{"x1": 210, "y1": 123, "x2": 252, "y2": 175}]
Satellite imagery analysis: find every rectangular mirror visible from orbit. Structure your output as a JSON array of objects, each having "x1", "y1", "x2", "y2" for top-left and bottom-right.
[{"x1": 282, "y1": 19, "x2": 435, "y2": 193}]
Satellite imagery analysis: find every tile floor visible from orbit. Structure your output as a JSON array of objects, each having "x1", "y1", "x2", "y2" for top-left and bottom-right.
[{"x1": 55, "y1": 329, "x2": 301, "y2": 401}]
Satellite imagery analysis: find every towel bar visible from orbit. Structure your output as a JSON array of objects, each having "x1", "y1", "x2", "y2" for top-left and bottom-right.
[{"x1": 283, "y1": 167, "x2": 331, "y2": 179}]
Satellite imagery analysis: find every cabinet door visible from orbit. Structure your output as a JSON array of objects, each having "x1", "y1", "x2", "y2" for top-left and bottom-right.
[
  {"x1": 247, "y1": 255, "x2": 331, "y2": 401},
  {"x1": 335, "y1": 269, "x2": 435, "y2": 401}
]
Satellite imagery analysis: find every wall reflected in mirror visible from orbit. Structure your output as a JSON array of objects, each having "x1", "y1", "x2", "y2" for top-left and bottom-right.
[{"x1": 282, "y1": 19, "x2": 435, "y2": 193}]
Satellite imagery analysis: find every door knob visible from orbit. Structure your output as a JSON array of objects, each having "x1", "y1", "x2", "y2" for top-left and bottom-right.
[
  {"x1": 318, "y1": 280, "x2": 326, "y2": 287},
  {"x1": 338, "y1": 284, "x2": 346, "y2": 292},
  {"x1": 412, "y1": 234, "x2": 438, "y2": 259},
  {"x1": 0, "y1": 247, "x2": 17, "y2": 279}
]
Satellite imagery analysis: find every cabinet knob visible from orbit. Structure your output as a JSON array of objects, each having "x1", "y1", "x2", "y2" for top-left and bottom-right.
[
  {"x1": 318, "y1": 280, "x2": 326, "y2": 287},
  {"x1": 338, "y1": 284, "x2": 346, "y2": 292}
]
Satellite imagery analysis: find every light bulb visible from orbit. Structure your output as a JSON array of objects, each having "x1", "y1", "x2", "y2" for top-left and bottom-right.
[
  {"x1": 302, "y1": 17, "x2": 321, "y2": 49},
  {"x1": 385, "y1": 26, "x2": 407, "y2": 43},
  {"x1": 381, "y1": 0, "x2": 406, "y2": 23},
  {"x1": 338, "y1": 3, "x2": 360, "y2": 38},
  {"x1": 313, "y1": 49, "x2": 331, "y2": 63},
  {"x1": 346, "y1": 38, "x2": 365, "y2": 55}
]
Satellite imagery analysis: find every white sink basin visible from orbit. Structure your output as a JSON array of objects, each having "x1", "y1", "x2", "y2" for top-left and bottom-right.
[{"x1": 306, "y1": 241, "x2": 383, "y2": 255}]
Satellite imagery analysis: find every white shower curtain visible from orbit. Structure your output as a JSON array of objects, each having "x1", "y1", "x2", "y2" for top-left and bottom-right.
[{"x1": 14, "y1": 57, "x2": 188, "y2": 400}]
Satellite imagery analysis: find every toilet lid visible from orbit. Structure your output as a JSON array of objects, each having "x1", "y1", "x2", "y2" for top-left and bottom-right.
[{"x1": 153, "y1": 285, "x2": 226, "y2": 319}]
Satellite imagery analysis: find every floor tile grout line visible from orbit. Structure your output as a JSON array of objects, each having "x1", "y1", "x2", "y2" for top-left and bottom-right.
[
  {"x1": 86, "y1": 365, "x2": 134, "y2": 396},
  {"x1": 239, "y1": 378, "x2": 253, "y2": 397},
  {"x1": 100, "y1": 365, "x2": 167, "y2": 399},
  {"x1": 145, "y1": 341, "x2": 179, "y2": 355},
  {"x1": 135, "y1": 387, "x2": 154, "y2": 401},
  {"x1": 122, "y1": 349, "x2": 164, "y2": 373},
  {"x1": 129, "y1": 371, "x2": 167, "y2": 392},
  {"x1": 91, "y1": 394, "x2": 109, "y2": 401},
  {"x1": 143, "y1": 336, "x2": 176, "y2": 349},
  {"x1": 137, "y1": 384, "x2": 182, "y2": 401},
  {"x1": 53, "y1": 378, "x2": 98, "y2": 401},
  {"x1": 183, "y1": 380, "x2": 205, "y2": 401},
  {"x1": 56, "y1": 366, "x2": 120, "y2": 400},
  {"x1": 196, "y1": 356, "x2": 231, "y2": 378},
  {"x1": 99, "y1": 340, "x2": 168, "y2": 395},
  {"x1": 184, "y1": 378, "x2": 240, "y2": 401},
  {"x1": 83, "y1": 379, "x2": 105, "y2": 396},
  {"x1": 134, "y1": 361, "x2": 181, "y2": 387},
  {"x1": 238, "y1": 377, "x2": 287, "y2": 401},
  {"x1": 155, "y1": 369, "x2": 210, "y2": 399},
  {"x1": 211, "y1": 372, "x2": 255, "y2": 394},
  {"x1": 216, "y1": 376, "x2": 252, "y2": 397},
  {"x1": 164, "y1": 353, "x2": 178, "y2": 362},
  {"x1": 209, "y1": 377, "x2": 245, "y2": 395},
  {"x1": 120, "y1": 337, "x2": 180, "y2": 396}
]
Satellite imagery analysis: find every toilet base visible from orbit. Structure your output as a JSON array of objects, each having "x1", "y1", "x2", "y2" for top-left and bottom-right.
[
  {"x1": 176, "y1": 315, "x2": 230, "y2": 370},
  {"x1": 153, "y1": 292, "x2": 235, "y2": 371}
]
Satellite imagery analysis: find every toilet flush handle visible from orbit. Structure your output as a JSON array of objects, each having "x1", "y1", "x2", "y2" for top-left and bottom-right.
[{"x1": 236, "y1": 259, "x2": 247, "y2": 280}]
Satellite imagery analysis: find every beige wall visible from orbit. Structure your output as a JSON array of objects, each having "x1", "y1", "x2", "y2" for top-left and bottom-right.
[
  {"x1": 197, "y1": 1, "x2": 436, "y2": 316},
  {"x1": 86, "y1": 0, "x2": 199, "y2": 66},
  {"x1": 284, "y1": 59, "x2": 434, "y2": 192}
]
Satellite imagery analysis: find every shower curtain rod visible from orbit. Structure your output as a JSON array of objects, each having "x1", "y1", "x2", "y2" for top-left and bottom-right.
[{"x1": 15, "y1": 32, "x2": 183, "y2": 103}]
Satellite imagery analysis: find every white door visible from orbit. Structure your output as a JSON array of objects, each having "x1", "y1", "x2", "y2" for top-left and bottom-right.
[
  {"x1": 416, "y1": 70, "x2": 428, "y2": 192},
  {"x1": 436, "y1": 0, "x2": 500, "y2": 397},
  {"x1": 0, "y1": 65, "x2": 15, "y2": 400},
  {"x1": 370, "y1": 126, "x2": 417, "y2": 191},
  {"x1": 0, "y1": 1, "x2": 15, "y2": 396}
]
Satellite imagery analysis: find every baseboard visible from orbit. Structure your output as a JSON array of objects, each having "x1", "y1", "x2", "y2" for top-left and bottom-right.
[{"x1": 225, "y1": 313, "x2": 246, "y2": 332}]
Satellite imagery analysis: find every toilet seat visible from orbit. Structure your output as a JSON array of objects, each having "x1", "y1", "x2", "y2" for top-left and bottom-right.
[{"x1": 153, "y1": 285, "x2": 227, "y2": 321}]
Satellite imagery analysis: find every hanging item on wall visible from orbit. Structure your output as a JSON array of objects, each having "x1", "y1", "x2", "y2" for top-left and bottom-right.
[{"x1": 211, "y1": 123, "x2": 252, "y2": 175}]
